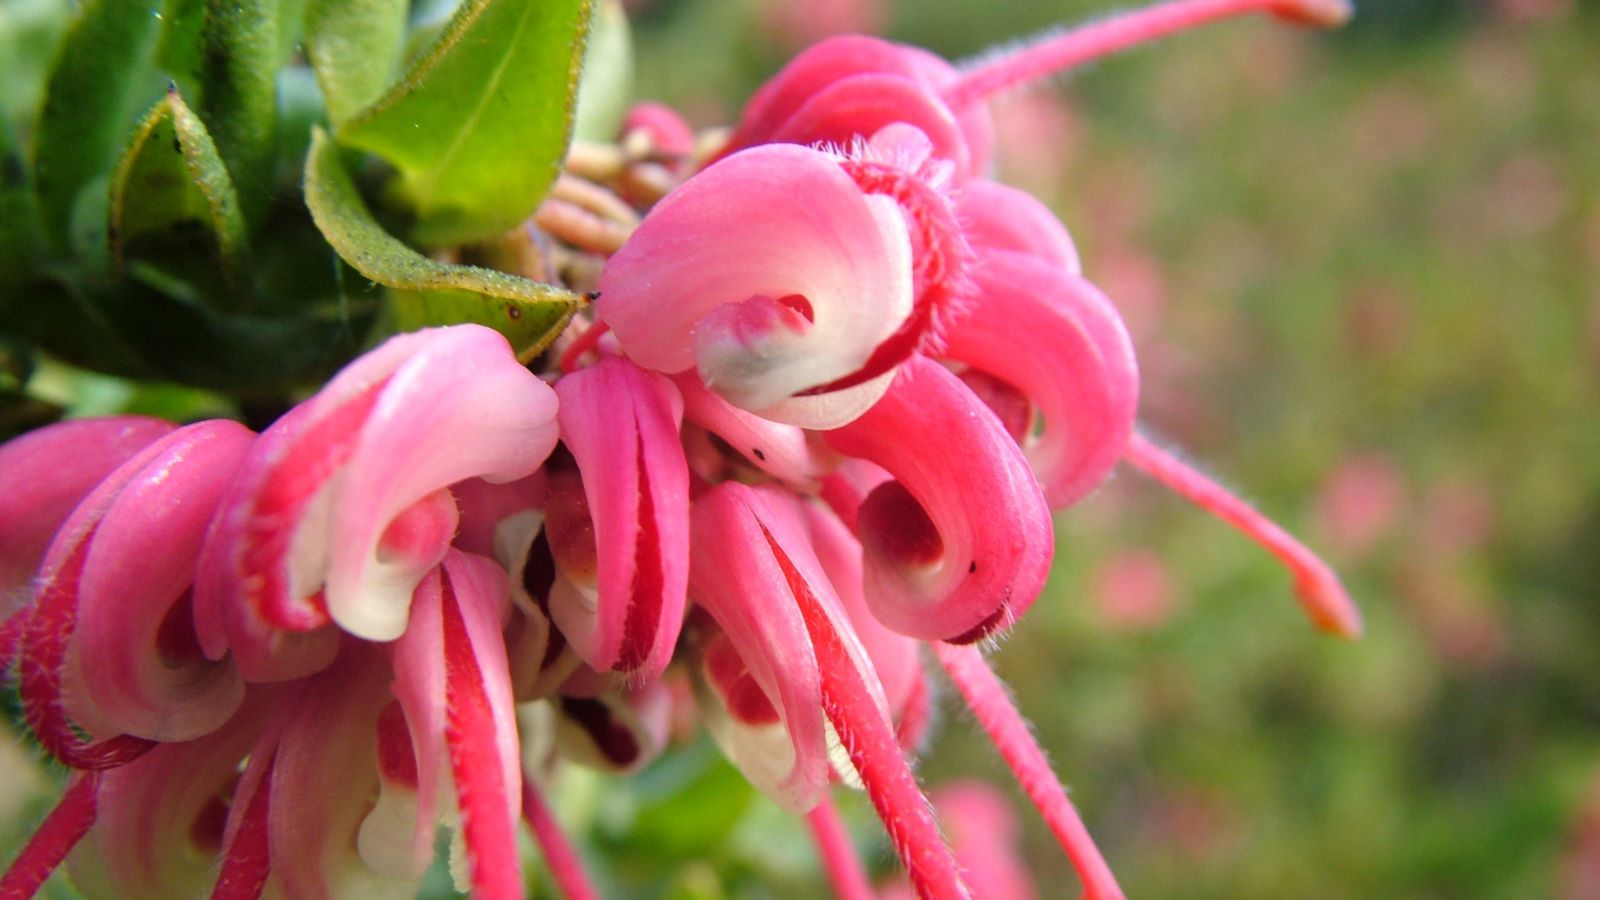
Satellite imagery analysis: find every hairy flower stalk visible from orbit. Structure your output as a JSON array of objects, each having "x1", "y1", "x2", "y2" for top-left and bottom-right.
[{"x1": 0, "y1": 0, "x2": 1365, "y2": 895}]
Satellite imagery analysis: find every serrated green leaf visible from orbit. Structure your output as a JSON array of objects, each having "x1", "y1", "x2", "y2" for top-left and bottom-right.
[
  {"x1": 31, "y1": 0, "x2": 165, "y2": 249},
  {"x1": 572, "y1": 0, "x2": 633, "y2": 143},
  {"x1": 109, "y1": 91, "x2": 249, "y2": 292},
  {"x1": 337, "y1": 0, "x2": 594, "y2": 246},
  {"x1": 304, "y1": 128, "x2": 580, "y2": 361},
  {"x1": 199, "y1": 0, "x2": 279, "y2": 223},
  {"x1": 0, "y1": 111, "x2": 43, "y2": 294},
  {"x1": 305, "y1": 0, "x2": 409, "y2": 125}
]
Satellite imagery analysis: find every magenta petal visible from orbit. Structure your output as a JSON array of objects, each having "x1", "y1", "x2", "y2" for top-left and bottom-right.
[
  {"x1": 74, "y1": 420, "x2": 252, "y2": 742},
  {"x1": 551, "y1": 358, "x2": 689, "y2": 679},
  {"x1": 943, "y1": 251, "x2": 1139, "y2": 508},
  {"x1": 0, "y1": 416, "x2": 173, "y2": 615},
  {"x1": 957, "y1": 180, "x2": 1081, "y2": 273},
  {"x1": 824, "y1": 357, "x2": 1054, "y2": 642},
  {"x1": 597, "y1": 144, "x2": 912, "y2": 427}
]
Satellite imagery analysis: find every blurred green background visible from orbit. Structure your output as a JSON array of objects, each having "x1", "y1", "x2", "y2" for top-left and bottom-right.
[{"x1": 4, "y1": 0, "x2": 1598, "y2": 897}]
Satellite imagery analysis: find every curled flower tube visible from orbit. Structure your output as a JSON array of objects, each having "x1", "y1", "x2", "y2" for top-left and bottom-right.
[
  {"x1": 942, "y1": 249, "x2": 1139, "y2": 509},
  {"x1": 18, "y1": 421, "x2": 253, "y2": 769},
  {"x1": 956, "y1": 179, "x2": 1081, "y2": 274},
  {"x1": 0, "y1": 416, "x2": 173, "y2": 617},
  {"x1": 596, "y1": 144, "x2": 913, "y2": 428},
  {"x1": 197, "y1": 324, "x2": 560, "y2": 649},
  {"x1": 548, "y1": 357, "x2": 689, "y2": 680},
  {"x1": 71, "y1": 419, "x2": 254, "y2": 742},
  {"x1": 550, "y1": 676, "x2": 673, "y2": 774},
  {"x1": 824, "y1": 356, "x2": 1053, "y2": 643}
]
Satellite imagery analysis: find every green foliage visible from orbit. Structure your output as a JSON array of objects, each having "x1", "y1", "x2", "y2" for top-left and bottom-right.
[
  {"x1": 572, "y1": 0, "x2": 634, "y2": 143},
  {"x1": 197, "y1": 0, "x2": 280, "y2": 224},
  {"x1": 30, "y1": 0, "x2": 164, "y2": 249},
  {"x1": 304, "y1": 129, "x2": 580, "y2": 362},
  {"x1": 337, "y1": 0, "x2": 594, "y2": 246},
  {"x1": 109, "y1": 91, "x2": 250, "y2": 293},
  {"x1": 304, "y1": 0, "x2": 409, "y2": 125}
]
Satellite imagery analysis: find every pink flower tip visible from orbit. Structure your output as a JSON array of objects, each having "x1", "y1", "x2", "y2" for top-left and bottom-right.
[
  {"x1": 1272, "y1": 0, "x2": 1355, "y2": 27},
  {"x1": 1295, "y1": 563, "x2": 1364, "y2": 639}
]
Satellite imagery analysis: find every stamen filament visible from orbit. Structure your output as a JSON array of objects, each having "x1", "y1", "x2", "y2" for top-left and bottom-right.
[
  {"x1": 944, "y1": 0, "x2": 1354, "y2": 109},
  {"x1": 559, "y1": 320, "x2": 611, "y2": 374},
  {"x1": 933, "y1": 642, "x2": 1124, "y2": 900},
  {"x1": 765, "y1": 528, "x2": 969, "y2": 900},
  {"x1": 1123, "y1": 431, "x2": 1362, "y2": 637},
  {"x1": 806, "y1": 793, "x2": 875, "y2": 900},
  {"x1": 210, "y1": 763, "x2": 275, "y2": 900},
  {"x1": 0, "y1": 771, "x2": 100, "y2": 900},
  {"x1": 520, "y1": 776, "x2": 600, "y2": 900}
]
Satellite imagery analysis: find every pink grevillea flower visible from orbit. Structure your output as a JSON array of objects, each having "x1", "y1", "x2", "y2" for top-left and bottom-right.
[
  {"x1": 824, "y1": 356, "x2": 1054, "y2": 643},
  {"x1": 196, "y1": 324, "x2": 559, "y2": 657},
  {"x1": 546, "y1": 356, "x2": 689, "y2": 680},
  {"x1": 596, "y1": 143, "x2": 914, "y2": 428},
  {"x1": 0, "y1": 416, "x2": 173, "y2": 618},
  {"x1": 16, "y1": 420, "x2": 253, "y2": 769}
]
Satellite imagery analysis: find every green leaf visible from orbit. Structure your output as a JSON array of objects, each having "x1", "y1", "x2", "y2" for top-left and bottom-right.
[
  {"x1": 0, "y1": 0, "x2": 72, "y2": 128},
  {"x1": 305, "y1": 0, "x2": 409, "y2": 126},
  {"x1": 156, "y1": 0, "x2": 206, "y2": 96},
  {"x1": 572, "y1": 0, "x2": 633, "y2": 143},
  {"x1": 0, "y1": 110, "x2": 43, "y2": 293},
  {"x1": 304, "y1": 128, "x2": 580, "y2": 361},
  {"x1": 31, "y1": 0, "x2": 165, "y2": 249},
  {"x1": 337, "y1": 0, "x2": 594, "y2": 246},
  {"x1": 199, "y1": 0, "x2": 279, "y2": 223},
  {"x1": 109, "y1": 91, "x2": 249, "y2": 292}
]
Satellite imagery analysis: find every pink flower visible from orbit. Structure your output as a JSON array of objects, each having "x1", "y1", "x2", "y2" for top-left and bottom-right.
[{"x1": 597, "y1": 143, "x2": 915, "y2": 427}]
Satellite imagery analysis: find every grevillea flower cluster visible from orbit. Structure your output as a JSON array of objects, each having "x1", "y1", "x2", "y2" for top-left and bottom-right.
[{"x1": 1, "y1": 0, "x2": 1360, "y2": 897}]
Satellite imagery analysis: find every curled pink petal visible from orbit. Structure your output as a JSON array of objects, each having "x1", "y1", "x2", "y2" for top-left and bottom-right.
[
  {"x1": 767, "y1": 73, "x2": 973, "y2": 176},
  {"x1": 942, "y1": 251, "x2": 1139, "y2": 508},
  {"x1": 0, "y1": 416, "x2": 173, "y2": 615},
  {"x1": 957, "y1": 180, "x2": 1080, "y2": 273},
  {"x1": 201, "y1": 325, "x2": 558, "y2": 646},
  {"x1": 823, "y1": 357, "x2": 1053, "y2": 642},
  {"x1": 550, "y1": 358, "x2": 689, "y2": 680},
  {"x1": 20, "y1": 424, "x2": 249, "y2": 769},
  {"x1": 724, "y1": 34, "x2": 992, "y2": 177},
  {"x1": 75, "y1": 420, "x2": 252, "y2": 742},
  {"x1": 597, "y1": 144, "x2": 912, "y2": 428}
]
